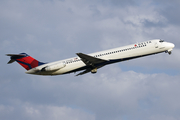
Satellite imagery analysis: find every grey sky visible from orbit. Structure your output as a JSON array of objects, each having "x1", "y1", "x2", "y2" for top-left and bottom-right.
[{"x1": 0, "y1": 0, "x2": 180, "y2": 120}]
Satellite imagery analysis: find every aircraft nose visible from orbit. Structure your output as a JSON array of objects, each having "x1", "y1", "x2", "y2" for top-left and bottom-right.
[{"x1": 170, "y1": 43, "x2": 175, "y2": 48}]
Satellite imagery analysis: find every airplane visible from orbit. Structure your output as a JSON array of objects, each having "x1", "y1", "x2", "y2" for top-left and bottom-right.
[{"x1": 6, "y1": 39, "x2": 175, "y2": 76}]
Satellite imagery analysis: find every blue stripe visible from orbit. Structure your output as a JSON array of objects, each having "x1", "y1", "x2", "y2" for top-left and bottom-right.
[{"x1": 16, "y1": 60, "x2": 32, "y2": 69}]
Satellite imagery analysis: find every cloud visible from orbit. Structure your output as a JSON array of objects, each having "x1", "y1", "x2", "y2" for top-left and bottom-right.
[
  {"x1": 0, "y1": 103, "x2": 95, "y2": 120},
  {"x1": 0, "y1": 0, "x2": 180, "y2": 120},
  {"x1": 151, "y1": 0, "x2": 180, "y2": 26},
  {"x1": 1, "y1": 64, "x2": 180, "y2": 120}
]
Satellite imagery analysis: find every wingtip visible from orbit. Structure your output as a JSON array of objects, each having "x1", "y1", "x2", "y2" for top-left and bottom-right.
[{"x1": 76, "y1": 53, "x2": 84, "y2": 57}]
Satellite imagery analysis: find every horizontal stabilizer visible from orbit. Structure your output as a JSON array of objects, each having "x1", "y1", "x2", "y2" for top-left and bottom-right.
[
  {"x1": 6, "y1": 54, "x2": 26, "y2": 57},
  {"x1": 6, "y1": 54, "x2": 26, "y2": 64},
  {"x1": 7, "y1": 59, "x2": 15, "y2": 64}
]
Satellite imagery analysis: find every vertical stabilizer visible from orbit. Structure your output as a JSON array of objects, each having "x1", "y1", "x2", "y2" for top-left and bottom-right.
[{"x1": 6, "y1": 53, "x2": 45, "y2": 70}]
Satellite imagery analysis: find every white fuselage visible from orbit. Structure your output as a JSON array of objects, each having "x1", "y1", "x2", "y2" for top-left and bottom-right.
[{"x1": 26, "y1": 39, "x2": 175, "y2": 75}]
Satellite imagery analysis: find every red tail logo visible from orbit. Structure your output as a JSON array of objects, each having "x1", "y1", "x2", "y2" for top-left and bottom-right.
[{"x1": 7, "y1": 53, "x2": 45, "y2": 70}]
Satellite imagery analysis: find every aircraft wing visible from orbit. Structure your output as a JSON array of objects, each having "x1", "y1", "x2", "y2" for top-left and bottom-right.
[
  {"x1": 76, "y1": 68, "x2": 92, "y2": 76},
  {"x1": 76, "y1": 65, "x2": 105, "y2": 76},
  {"x1": 76, "y1": 53, "x2": 107, "y2": 66},
  {"x1": 76, "y1": 53, "x2": 107, "y2": 76}
]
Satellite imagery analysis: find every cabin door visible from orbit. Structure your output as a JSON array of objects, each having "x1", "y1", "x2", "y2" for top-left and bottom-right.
[{"x1": 155, "y1": 42, "x2": 158, "y2": 48}]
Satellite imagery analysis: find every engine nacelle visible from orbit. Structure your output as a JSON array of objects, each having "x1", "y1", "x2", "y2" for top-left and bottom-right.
[{"x1": 42, "y1": 63, "x2": 66, "y2": 72}]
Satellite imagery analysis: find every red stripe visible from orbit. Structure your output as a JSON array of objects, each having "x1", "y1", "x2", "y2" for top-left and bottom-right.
[
  {"x1": 16, "y1": 56, "x2": 39, "y2": 70},
  {"x1": 31, "y1": 59, "x2": 39, "y2": 68},
  {"x1": 18, "y1": 62, "x2": 30, "y2": 70}
]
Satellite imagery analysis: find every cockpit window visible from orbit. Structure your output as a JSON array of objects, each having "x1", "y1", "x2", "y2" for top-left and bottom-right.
[{"x1": 159, "y1": 40, "x2": 164, "y2": 42}]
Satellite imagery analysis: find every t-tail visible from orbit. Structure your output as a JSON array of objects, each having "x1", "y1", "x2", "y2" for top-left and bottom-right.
[{"x1": 6, "y1": 53, "x2": 45, "y2": 70}]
